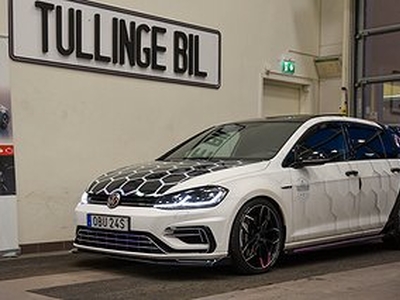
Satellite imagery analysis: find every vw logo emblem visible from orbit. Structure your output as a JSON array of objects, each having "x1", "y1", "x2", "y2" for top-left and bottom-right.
[{"x1": 107, "y1": 192, "x2": 121, "y2": 209}]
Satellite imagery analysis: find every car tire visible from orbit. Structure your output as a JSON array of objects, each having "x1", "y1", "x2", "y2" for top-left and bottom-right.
[
  {"x1": 383, "y1": 205, "x2": 400, "y2": 249},
  {"x1": 229, "y1": 198, "x2": 284, "y2": 274}
]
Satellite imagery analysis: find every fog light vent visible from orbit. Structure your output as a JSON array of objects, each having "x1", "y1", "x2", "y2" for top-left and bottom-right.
[{"x1": 166, "y1": 226, "x2": 216, "y2": 252}]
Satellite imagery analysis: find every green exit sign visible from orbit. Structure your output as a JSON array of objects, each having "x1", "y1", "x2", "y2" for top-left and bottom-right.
[{"x1": 281, "y1": 60, "x2": 296, "y2": 75}]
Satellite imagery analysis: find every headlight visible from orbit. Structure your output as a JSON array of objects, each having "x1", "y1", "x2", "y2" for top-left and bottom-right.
[
  {"x1": 79, "y1": 192, "x2": 88, "y2": 205},
  {"x1": 154, "y1": 186, "x2": 228, "y2": 210}
]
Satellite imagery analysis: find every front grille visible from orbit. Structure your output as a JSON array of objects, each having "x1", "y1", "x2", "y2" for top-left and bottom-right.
[
  {"x1": 88, "y1": 194, "x2": 157, "y2": 207},
  {"x1": 75, "y1": 227, "x2": 166, "y2": 254}
]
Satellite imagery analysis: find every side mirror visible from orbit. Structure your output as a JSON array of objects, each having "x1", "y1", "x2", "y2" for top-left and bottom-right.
[
  {"x1": 293, "y1": 157, "x2": 331, "y2": 169},
  {"x1": 292, "y1": 151, "x2": 331, "y2": 169}
]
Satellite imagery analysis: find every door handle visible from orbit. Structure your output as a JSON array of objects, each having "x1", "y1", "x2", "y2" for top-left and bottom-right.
[
  {"x1": 345, "y1": 170, "x2": 359, "y2": 177},
  {"x1": 391, "y1": 168, "x2": 400, "y2": 174}
]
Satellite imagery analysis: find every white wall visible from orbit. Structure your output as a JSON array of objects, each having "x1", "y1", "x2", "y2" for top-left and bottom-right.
[
  {"x1": 319, "y1": 0, "x2": 345, "y2": 113},
  {"x1": 5, "y1": 0, "x2": 322, "y2": 244},
  {"x1": 0, "y1": 0, "x2": 6, "y2": 36}
]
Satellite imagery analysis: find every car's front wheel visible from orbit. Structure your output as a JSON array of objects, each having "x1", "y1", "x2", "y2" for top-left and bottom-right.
[{"x1": 229, "y1": 198, "x2": 284, "y2": 274}]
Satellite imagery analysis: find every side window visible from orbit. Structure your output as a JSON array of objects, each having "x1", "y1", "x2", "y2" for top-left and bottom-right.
[
  {"x1": 283, "y1": 123, "x2": 348, "y2": 167},
  {"x1": 346, "y1": 124, "x2": 387, "y2": 160},
  {"x1": 387, "y1": 126, "x2": 400, "y2": 158}
]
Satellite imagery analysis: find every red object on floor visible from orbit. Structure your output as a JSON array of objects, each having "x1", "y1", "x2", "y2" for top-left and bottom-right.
[{"x1": 0, "y1": 145, "x2": 14, "y2": 156}]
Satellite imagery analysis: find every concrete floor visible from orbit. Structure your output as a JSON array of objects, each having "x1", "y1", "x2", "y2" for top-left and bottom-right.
[
  {"x1": 196, "y1": 262, "x2": 400, "y2": 300},
  {"x1": 1, "y1": 242, "x2": 400, "y2": 299}
]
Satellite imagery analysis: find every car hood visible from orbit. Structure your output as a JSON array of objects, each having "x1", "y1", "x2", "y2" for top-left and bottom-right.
[{"x1": 87, "y1": 160, "x2": 264, "y2": 197}]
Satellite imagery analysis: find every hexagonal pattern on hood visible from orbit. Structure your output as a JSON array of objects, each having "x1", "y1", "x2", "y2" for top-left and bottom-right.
[{"x1": 87, "y1": 160, "x2": 251, "y2": 197}]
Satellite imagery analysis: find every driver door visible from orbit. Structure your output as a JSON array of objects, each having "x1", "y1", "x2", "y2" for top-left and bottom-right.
[{"x1": 286, "y1": 122, "x2": 359, "y2": 242}]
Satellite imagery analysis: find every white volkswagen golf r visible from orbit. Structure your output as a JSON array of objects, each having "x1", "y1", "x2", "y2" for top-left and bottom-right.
[{"x1": 74, "y1": 115, "x2": 400, "y2": 274}]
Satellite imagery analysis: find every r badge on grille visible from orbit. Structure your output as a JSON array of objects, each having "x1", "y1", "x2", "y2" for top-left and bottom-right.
[{"x1": 107, "y1": 192, "x2": 121, "y2": 209}]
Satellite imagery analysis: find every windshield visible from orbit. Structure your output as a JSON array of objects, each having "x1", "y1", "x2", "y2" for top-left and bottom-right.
[{"x1": 159, "y1": 121, "x2": 302, "y2": 161}]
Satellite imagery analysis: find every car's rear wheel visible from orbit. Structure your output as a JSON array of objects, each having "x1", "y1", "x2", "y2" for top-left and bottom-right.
[
  {"x1": 383, "y1": 205, "x2": 400, "y2": 249},
  {"x1": 229, "y1": 198, "x2": 284, "y2": 274}
]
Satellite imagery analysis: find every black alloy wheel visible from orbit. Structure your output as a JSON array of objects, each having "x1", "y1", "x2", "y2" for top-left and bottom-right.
[
  {"x1": 230, "y1": 198, "x2": 284, "y2": 274},
  {"x1": 383, "y1": 204, "x2": 400, "y2": 249}
]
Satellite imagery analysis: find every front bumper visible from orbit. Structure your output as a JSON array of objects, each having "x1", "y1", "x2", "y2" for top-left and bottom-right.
[{"x1": 74, "y1": 203, "x2": 231, "y2": 262}]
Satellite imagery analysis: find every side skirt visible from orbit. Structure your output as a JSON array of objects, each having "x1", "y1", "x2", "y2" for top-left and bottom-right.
[{"x1": 285, "y1": 234, "x2": 384, "y2": 254}]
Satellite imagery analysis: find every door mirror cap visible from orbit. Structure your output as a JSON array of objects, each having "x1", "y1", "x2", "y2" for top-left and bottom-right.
[{"x1": 292, "y1": 157, "x2": 331, "y2": 169}]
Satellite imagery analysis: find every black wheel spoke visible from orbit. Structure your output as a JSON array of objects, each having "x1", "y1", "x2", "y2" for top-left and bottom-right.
[
  {"x1": 244, "y1": 214, "x2": 256, "y2": 228},
  {"x1": 265, "y1": 228, "x2": 281, "y2": 244},
  {"x1": 244, "y1": 247, "x2": 257, "y2": 262},
  {"x1": 240, "y1": 222, "x2": 250, "y2": 234},
  {"x1": 241, "y1": 235, "x2": 258, "y2": 254},
  {"x1": 258, "y1": 205, "x2": 266, "y2": 227},
  {"x1": 257, "y1": 244, "x2": 271, "y2": 268}
]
